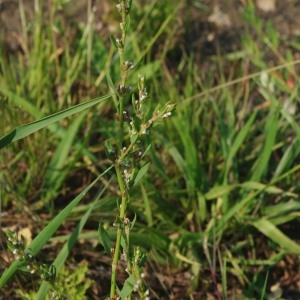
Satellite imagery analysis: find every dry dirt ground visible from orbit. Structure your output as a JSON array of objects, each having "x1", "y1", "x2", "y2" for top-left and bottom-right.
[
  {"x1": 1, "y1": 0, "x2": 300, "y2": 299},
  {"x1": 1, "y1": 0, "x2": 300, "y2": 56}
]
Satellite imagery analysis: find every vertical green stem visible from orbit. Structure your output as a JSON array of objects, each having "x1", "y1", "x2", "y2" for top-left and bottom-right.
[
  {"x1": 110, "y1": 167, "x2": 128, "y2": 298},
  {"x1": 117, "y1": 0, "x2": 128, "y2": 153},
  {"x1": 110, "y1": 1, "x2": 130, "y2": 297}
]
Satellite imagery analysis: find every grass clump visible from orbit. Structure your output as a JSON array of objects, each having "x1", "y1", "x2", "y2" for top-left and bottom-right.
[{"x1": 1, "y1": 1, "x2": 300, "y2": 299}]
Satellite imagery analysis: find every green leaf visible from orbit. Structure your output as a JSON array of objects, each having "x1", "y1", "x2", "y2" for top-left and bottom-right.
[
  {"x1": 205, "y1": 184, "x2": 236, "y2": 200},
  {"x1": 0, "y1": 94, "x2": 111, "y2": 149},
  {"x1": 250, "y1": 106, "x2": 280, "y2": 181},
  {"x1": 0, "y1": 87, "x2": 42, "y2": 118},
  {"x1": 119, "y1": 274, "x2": 136, "y2": 298},
  {"x1": 216, "y1": 164, "x2": 300, "y2": 236},
  {"x1": 98, "y1": 223, "x2": 113, "y2": 256},
  {"x1": 252, "y1": 218, "x2": 300, "y2": 254},
  {"x1": 128, "y1": 0, "x2": 133, "y2": 11},
  {"x1": 132, "y1": 161, "x2": 150, "y2": 187},
  {"x1": 130, "y1": 214, "x2": 137, "y2": 229},
  {"x1": 138, "y1": 252, "x2": 147, "y2": 268},
  {"x1": 110, "y1": 35, "x2": 117, "y2": 48},
  {"x1": 35, "y1": 189, "x2": 106, "y2": 299},
  {"x1": 125, "y1": 15, "x2": 131, "y2": 32},
  {"x1": 263, "y1": 200, "x2": 300, "y2": 219},
  {"x1": 106, "y1": 71, "x2": 118, "y2": 95},
  {"x1": 239, "y1": 181, "x2": 293, "y2": 195},
  {"x1": 133, "y1": 115, "x2": 142, "y2": 132},
  {"x1": 121, "y1": 235, "x2": 127, "y2": 252},
  {"x1": 42, "y1": 111, "x2": 88, "y2": 201},
  {"x1": 104, "y1": 140, "x2": 117, "y2": 161},
  {"x1": 224, "y1": 112, "x2": 257, "y2": 178}
]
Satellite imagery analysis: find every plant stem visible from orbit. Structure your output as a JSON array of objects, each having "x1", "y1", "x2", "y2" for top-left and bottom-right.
[
  {"x1": 110, "y1": 1, "x2": 130, "y2": 297},
  {"x1": 110, "y1": 167, "x2": 128, "y2": 298},
  {"x1": 117, "y1": 0, "x2": 128, "y2": 152}
]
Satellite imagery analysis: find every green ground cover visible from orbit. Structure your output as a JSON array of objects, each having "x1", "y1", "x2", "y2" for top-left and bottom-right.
[{"x1": 1, "y1": 0, "x2": 300, "y2": 299}]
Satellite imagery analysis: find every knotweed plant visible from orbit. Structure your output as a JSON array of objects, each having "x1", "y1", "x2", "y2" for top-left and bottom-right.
[{"x1": 99, "y1": 1, "x2": 175, "y2": 299}]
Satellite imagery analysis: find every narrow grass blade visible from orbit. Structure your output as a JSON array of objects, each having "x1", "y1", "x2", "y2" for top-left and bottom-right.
[
  {"x1": 0, "y1": 166, "x2": 112, "y2": 289},
  {"x1": 141, "y1": 183, "x2": 153, "y2": 226},
  {"x1": 221, "y1": 256, "x2": 227, "y2": 299},
  {"x1": 35, "y1": 186, "x2": 107, "y2": 299},
  {"x1": 132, "y1": 161, "x2": 150, "y2": 187},
  {"x1": 224, "y1": 112, "x2": 257, "y2": 179},
  {"x1": 42, "y1": 111, "x2": 88, "y2": 199},
  {"x1": 170, "y1": 107, "x2": 204, "y2": 191},
  {"x1": 274, "y1": 138, "x2": 300, "y2": 178},
  {"x1": 263, "y1": 200, "x2": 300, "y2": 219},
  {"x1": 252, "y1": 218, "x2": 300, "y2": 254},
  {"x1": 0, "y1": 87, "x2": 42, "y2": 118},
  {"x1": 0, "y1": 94, "x2": 111, "y2": 149},
  {"x1": 274, "y1": 104, "x2": 300, "y2": 177},
  {"x1": 51, "y1": 228, "x2": 170, "y2": 252},
  {"x1": 239, "y1": 181, "x2": 295, "y2": 196},
  {"x1": 98, "y1": 223, "x2": 113, "y2": 256},
  {"x1": 168, "y1": 145, "x2": 198, "y2": 192},
  {"x1": 119, "y1": 274, "x2": 136, "y2": 298},
  {"x1": 138, "y1": 13, "x2": 175, "y2": 63},
  {"x1": 216, "y1": 164, "x2": 300, "y2": 236},
  {"x1": 260, "y1": 272, "x2": 269, "y2": 300},
  {"x1": 205, "y1": 184, "x2": 236, "y2": 200},
  {"x1": 250, "y1": 107, "x2": 280, "y2": 181}
]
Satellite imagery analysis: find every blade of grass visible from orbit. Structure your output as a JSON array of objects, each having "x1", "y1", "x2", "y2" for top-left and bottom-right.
[
  {"x1": 0, "y1": 94, "x2": 111, "y2": 149},
  {"x1": 168, "y1": 145, "x2": 196, "y2": 192},
  {"x1": 215, "y1": 164, "x2": 300, "y2": 237},
  {"x1": 141, "y1": 183, "x2": 153, "y2": 226},
  {"x1": 274, "y1": 101, "x2": 300, "y2": 177},
  {"x1": 252, "y1": 218, "x2": 300, "y2": 254},
  {"x1": 262, "y1": 200, "x2": 300, "y2": 219},
  {"x1": 0, "y1": 166, "x2": 113, "y2": 289},
  {"x1": 274, "y1": 138, "x2": 300, "y2": 178},
  {"x1": 250, "y1": 106, "x2": 280, "y2": 181},
  {"x1": 51, "y1": 227, "x2": 171, "y2": 252},
  {"x1": 224, "y1": 112, "x2": 257, "y2": 179},
  {"x1": 260, "y1": 272, "x2": 269, "y2": 300},
  {"x1": 0, "y1": 87, "x2": 42, "y2": 118},
  {"x1": 182, "y1": 58, "x2": 300, "y2": 105},
  {"x1": 35, "y1": 179, "x2": 110, "y2": 299},
  {"x1": 42, "y1": 111, "x2": 88, "y2": 201}
]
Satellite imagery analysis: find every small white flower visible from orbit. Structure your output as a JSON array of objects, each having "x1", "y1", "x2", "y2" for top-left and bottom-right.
[
  {"x1": 116, "y1": 4, "x2": 121, "y2": 12},
  {"x1": 162, "y1": 112, "x2": 172, "y2": 118}
]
